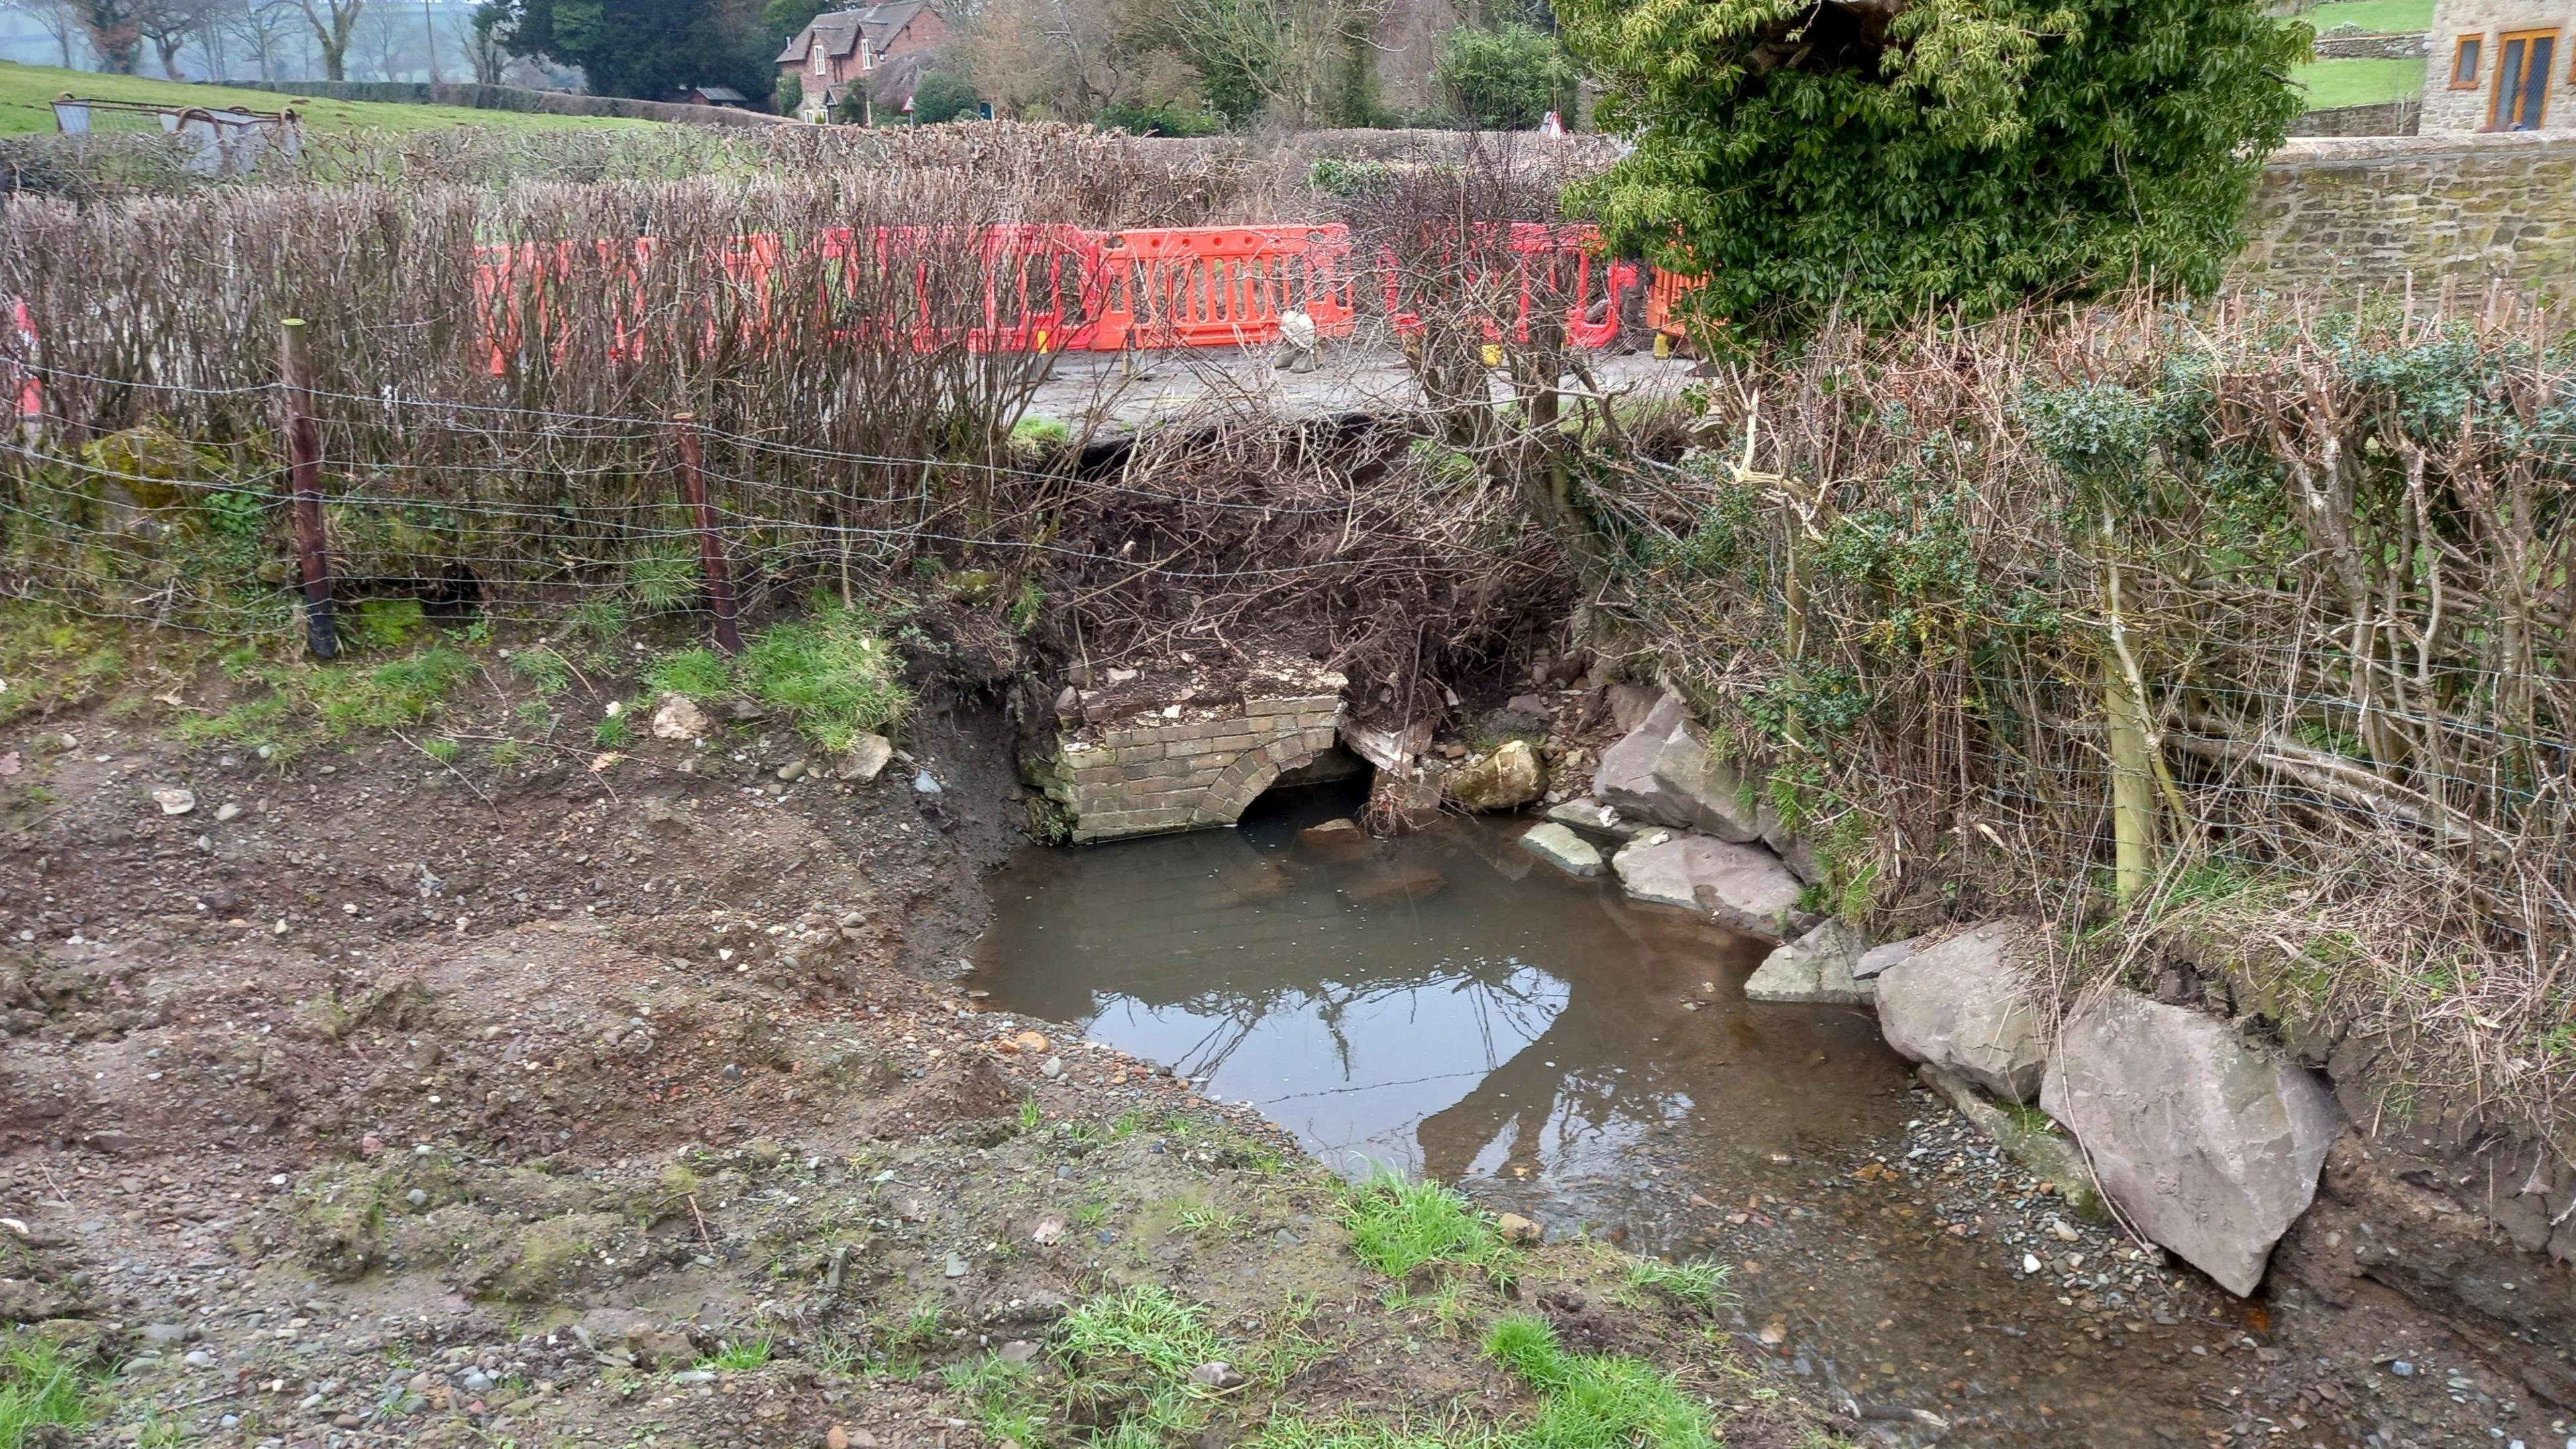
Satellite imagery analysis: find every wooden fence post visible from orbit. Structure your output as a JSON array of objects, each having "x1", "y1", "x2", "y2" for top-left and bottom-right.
[
  {"x1": 673, "y1": 412, "x2": 741, "y2": 654},
  {"x1": 277, "y1": 318, "x2": 336, "y2": 661}
]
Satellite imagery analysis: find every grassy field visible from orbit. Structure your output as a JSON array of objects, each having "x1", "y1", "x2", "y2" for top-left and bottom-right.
[
  {"x1": 0, "y1": 60, "x2": 652, "y2": 135},
  {"x1": 2292, "y1": 56, "x2": 2428, "y2": 107},
  {"x1": 2304, "y1": 0, "x2": 2435, "y2": 34}
]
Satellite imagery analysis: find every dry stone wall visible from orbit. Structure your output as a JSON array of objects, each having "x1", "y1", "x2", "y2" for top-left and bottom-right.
[{"x1": 2235, "y1": 132, "x2": 2576, "y2": 300}]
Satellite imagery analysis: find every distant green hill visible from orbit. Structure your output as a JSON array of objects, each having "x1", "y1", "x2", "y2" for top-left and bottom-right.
[{"x1": 0, "y1": 60, "x2": 653, "y2": 136}]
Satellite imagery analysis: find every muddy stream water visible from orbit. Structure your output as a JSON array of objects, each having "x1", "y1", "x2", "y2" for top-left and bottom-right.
[{"x1": 972, "y1": 786, "x2": 2290, "y2": 1446}]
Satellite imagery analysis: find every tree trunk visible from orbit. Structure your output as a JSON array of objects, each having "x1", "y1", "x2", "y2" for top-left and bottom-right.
[{"x1": 2105, "y1": 663, "x2": 2156, "y2": 908}]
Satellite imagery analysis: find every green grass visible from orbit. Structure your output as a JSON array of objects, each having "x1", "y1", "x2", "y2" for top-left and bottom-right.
[
  {"x1": 625, "y1": 605, "x2": 909, "y2": 751},
  {"x1": 698, "y1": 1337, "x2": 772, "y2": 1372},
  {"x1": 1483, "y1": 1315, "x2": 1713, "y2": 1449},
  {"x1": 2292, "y1": 56, "x2": 2426, "y2": 107},
  {"x1": 2304, "y1": 0, "x2": 2433, "y2": 34},
  {"x1": 1248, "y1": 1320, "x2": 1715, "y2": 1449},
  {"x1": 0, "y1": 59, "x2": 652, "y2": 136},
  {"x1": 1250, "y1": 1419, "x2": 1497, "y2": 1449},
  {"x1": 1340, "y1": 1174, "x2": 1519, "y2": 1287},
  {"x1": 1058, "y1": 1285, "x2": 1226, "y2": 1385},
  {"x1": 176, "y1": 644, "x2": 476, "y2": 759},
  {"x1": 645, "y1": 647, "x2": 733, "y2": 702},
  {"x1": 0, "y1": 1337, "x2": 97, "y2": 1449},
  {"x1": 740, "y1": 603, "x2": 910, "y2": 751},
  {"x1": 1623, "y1": 1256, "x2": 1732, "y2": 1316}
]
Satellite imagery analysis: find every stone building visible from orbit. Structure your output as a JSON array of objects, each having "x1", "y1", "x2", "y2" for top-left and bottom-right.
[{"x1": 2423, "y1": 0, "x2": 2571, "y2": 132}]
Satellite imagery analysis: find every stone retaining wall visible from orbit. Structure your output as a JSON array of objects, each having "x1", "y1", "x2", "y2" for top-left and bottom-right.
[
  {"x1": 1048, "y1": 694, "x2": 1345, "y2": 843},
  {"x1": 2235, "y1": 132, "x2": 2576, "y2": 299}
]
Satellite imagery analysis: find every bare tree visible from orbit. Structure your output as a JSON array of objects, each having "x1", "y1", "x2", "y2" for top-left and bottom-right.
[
  {"x1": 459, "y1": 0, "x2": 502, "y2": 82},
  {"x1": 348, "y1": 0, "x2": 413, "y2": 76},
  {"x1": 3, "y1": 0, "x2": 86, "y2": 66},
  {"x1": 293, "y1": 0, "x2": 360, "y2": 78},
  {"x1": 219, "y1": 0, "x2": 303, "y2": 76},
  {"x1": 133, "y1": 0, "x2": 217, "y2": 74}
]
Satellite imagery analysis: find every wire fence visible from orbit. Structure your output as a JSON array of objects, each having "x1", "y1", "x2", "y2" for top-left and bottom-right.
[
  {"x1": 4, "y1": 128, "x2": 2571, "y2": 1148},
  {"x1": 1571, "y1": 291, "x2": 2576, "y2": 1142}
]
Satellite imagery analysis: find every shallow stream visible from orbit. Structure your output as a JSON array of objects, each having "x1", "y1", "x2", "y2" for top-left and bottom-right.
[{"x1": 973, "y1": 786, "x2": 2286, "y2": 1446}]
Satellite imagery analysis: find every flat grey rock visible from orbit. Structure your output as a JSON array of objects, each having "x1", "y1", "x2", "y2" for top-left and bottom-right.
[
  {"x1": 1610, "y1": 830, "x2": 1811, "y2": 941},
  {"x1": 1745, "y1": 919, "x2": 1874, "y2": 1006},
  {"x1": 1517, "y1": 821, "x2": 1603, "y2": 877},
  {"x1": 1852, "y1": 936, "x2": 1920, "y2": 980}
]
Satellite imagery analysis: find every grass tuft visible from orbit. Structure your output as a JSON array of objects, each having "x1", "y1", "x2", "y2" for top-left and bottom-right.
[
  {"x1": 1483, "y1": 1315, "x2": 1713, "y2": 1449},
  {"x1": 741, "y1": 602, "x2": 910, "y2": 750},
  {"x1": 699, "y1": 1337, "x2": 773, "y2": 1372},
  {"x1": 1623, "y1": 1256, "x2": 1731, "y2": 1316},
  {"x1": 645, "y1": 647, "x2": 732, "y2": 702},
  {"x1": 1340, "y1": 1173, "x2": 1519, "y2": 1287},
  {"x1": 0, "y1": 1337, "x2": 96, "y2": 1448}
]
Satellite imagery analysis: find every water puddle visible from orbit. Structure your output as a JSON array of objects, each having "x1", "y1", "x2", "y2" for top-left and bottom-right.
[{"x1": 973, "y1": 786, "x2": 2275, "y2": 1445}]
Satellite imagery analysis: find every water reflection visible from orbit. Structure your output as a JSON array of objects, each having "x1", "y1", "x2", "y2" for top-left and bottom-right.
[{"x1": 971, "y1": 785, "x2": 1902, "y2": 1203}]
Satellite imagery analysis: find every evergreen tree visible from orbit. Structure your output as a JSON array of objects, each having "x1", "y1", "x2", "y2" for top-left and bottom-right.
[{"x1": 1554, "y1": 0, "x2": 2313, "y2": 344}]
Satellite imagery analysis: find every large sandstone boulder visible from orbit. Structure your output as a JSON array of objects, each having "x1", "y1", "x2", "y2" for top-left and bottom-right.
[
  {"x1": 1447, "y1": 740, "x2": 1544, "y2": 811},
  {"x1": 2042, "y1": 991, "x2": 2341, "y2": 1297},
  {"x1": 1592, "y1": 694, "x2": 1763, "y2": 841},
  {"x1": 1874, "y1": 922, "x2": 2047, "y2": 1103},
  {"x1": 1743, "y1": 918, "x2": 1872, "y2": 1006},
  {"x1": 1609, "y1": 831, "x2": 1811, "y2": 941}
]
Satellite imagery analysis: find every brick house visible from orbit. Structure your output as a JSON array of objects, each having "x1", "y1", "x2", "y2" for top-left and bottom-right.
[
  {"x1": 775, "y1": 2, "x2": 951, "y2": 123},
  {"x1": 2424, "y1": 0, "x2": 2573, "y2": 131}
]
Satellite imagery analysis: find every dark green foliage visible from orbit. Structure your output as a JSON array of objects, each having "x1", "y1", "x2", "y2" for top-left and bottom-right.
[
  {"x1": 490, "y1": 0, "x2": 777, "y2": 103},
  {"x1": 910, "y1": 72, "x2": 984, "y2": 123},
  {"x1": 1094, "y1": 99, "x2": 1229, "y2": 136},
  {"x1": 1556, "y1": 0, "x2": 2314, "y2": 344},
  {"x1": 1434, "y1": 23, "x2": 1580, "y2": 130}
]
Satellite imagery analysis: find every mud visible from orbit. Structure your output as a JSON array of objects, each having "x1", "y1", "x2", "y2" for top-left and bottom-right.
[{"x1": 0, "y1": 628, "x2": 1835, "y2": 1449}]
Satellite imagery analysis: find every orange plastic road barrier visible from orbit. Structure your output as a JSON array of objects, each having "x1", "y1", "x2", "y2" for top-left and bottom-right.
[
  {"x1": 818, "y1": 224, "x2": 1105, "y2": 354},
  {"x1": 474, "y1": 237, "x2": 661, "y2": 376},
  {"x1": 7, "y1": 299, "x2": 36, "y2": 419},
  {"x1": 1381, "y1": 223, "x2": 1651, "y2": 350},
  {"x1": 1644, "y1": 267, "x2": 1704, "y2": 339},
  {"x1": 1087, "y1": 225, "x2": 1356, "y2": 352}
]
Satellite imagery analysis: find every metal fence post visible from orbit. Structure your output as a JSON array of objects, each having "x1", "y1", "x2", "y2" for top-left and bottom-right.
[
  {"x1": 277, "y1": 317, "x2": 336, "y2": 660},
  {"x1": 673, "y1": 412, "x2": 741, "y2": 653}
]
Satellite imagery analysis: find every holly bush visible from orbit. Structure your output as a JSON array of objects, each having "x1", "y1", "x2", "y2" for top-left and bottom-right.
[{"x1": 1554, "y1": 0, "x2": 2312, "y2": 345}]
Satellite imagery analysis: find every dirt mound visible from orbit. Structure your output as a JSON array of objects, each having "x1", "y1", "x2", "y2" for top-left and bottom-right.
[{"x1": 855, "y1": 1052, "x2": 1026, "y2": 1140}]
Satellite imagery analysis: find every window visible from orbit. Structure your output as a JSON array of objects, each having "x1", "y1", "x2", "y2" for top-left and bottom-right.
[
  {"x1": 812, "y1": 39, "x2": 828, "y2": 76},
  {"x1": 2449, "y1": 34, "x2": 2481, "y2": 88},
  {"x1": 2490, "y1": 29, "x2": 2558, "y2": 130}
]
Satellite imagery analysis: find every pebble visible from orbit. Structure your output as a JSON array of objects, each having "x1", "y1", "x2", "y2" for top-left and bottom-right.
[
  {"x1": 2392, "y1": 1360, "x2": 2416, "y2": 1377},
  {"x1": 459, "y1": 1368, "x2": 494, "y2": 1393},
  {"x1": 151, "y1": 788, "x2": 197, "y2": 816},
  {"x1": 215, "y1": 802, "x2": 242, "y2": 822},
  {"x1": 672, "y1": 1368, "x2": 716, "y2": 1386},
  {"x1": 778, "y1": 761, "x2": 807, "y2": 782},
  {"x1": 184, "y1": 1350, "x2": 215, "y2": 1368},
  {"x1": 913, "y1": 771, "x2": 941, "y2": 794},
  {"x1": 1040, "y1": 1057, "x2": 1065, "y2": 1080}
]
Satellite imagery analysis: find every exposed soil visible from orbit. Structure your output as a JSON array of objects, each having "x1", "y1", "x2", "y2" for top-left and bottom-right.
[{"x1": 0, "y1": 625, "x2": 1840, "y2": 1449}]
